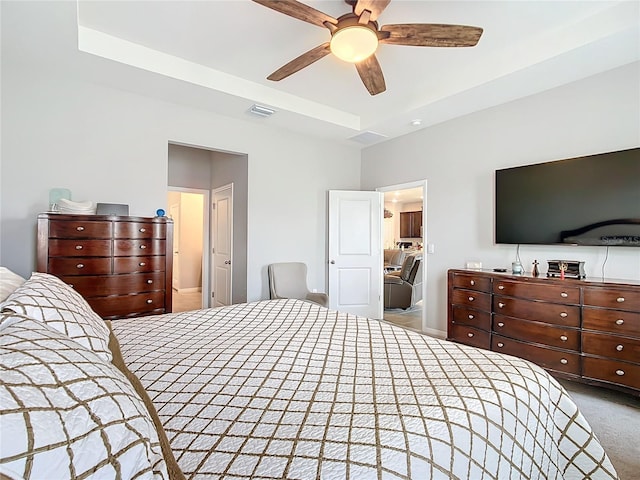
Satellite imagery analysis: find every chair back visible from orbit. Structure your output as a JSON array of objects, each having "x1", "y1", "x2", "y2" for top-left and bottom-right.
[{"x1": 268, "y1": 262, "x2": 310, "y2": 300}]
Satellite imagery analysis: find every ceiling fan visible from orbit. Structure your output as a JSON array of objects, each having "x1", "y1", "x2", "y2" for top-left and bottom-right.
[{"x1": 252, "y1": 0, "x2": 483, "y2": 96}]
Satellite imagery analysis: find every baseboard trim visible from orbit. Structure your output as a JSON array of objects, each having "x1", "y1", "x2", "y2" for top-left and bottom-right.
[
  {"x1": 175, "y1": 287, "x2": 202, "y2": 294},
  {"x1": 422, "y1": 327, "x2": 446, "y2": 339}
]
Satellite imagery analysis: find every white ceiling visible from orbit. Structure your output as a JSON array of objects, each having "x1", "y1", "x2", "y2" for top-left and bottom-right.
[{"x1": 22, "y1": 1, "x2": 640, "y2": 147}]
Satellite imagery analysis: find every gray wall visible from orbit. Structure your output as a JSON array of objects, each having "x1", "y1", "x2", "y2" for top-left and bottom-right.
[{"x1": 361, "y1": 62, "x2": 640, "y2": 334}]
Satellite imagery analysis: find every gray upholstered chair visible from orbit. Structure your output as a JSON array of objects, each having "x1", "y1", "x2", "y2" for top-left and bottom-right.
[
  {"x1": 384, "y1": 254, "x2": 423, "y2": 309},
  {"x1": 383, "y1": 248, "x2": 407, "y2": 273},
  {"x1": 267, "y1": 262, "x2": 329, "y2": 307}
]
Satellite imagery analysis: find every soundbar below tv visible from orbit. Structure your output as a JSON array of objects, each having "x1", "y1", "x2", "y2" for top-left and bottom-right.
[{"x1": 495, "y1": 147, "x2": 640, "y2": 247}]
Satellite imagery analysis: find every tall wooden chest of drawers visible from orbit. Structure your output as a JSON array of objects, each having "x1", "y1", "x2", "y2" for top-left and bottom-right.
[
  {"x1": 447, "y1": 269, "x2": 640, "y2": 396},
  {"x1": 37, "y1": 213, "x2": 173, "y2": 320}
]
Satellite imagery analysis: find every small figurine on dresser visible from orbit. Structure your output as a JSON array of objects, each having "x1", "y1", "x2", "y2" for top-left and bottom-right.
[{"x1": 532, "y1": 259, "x2": 540, "y2": 277}]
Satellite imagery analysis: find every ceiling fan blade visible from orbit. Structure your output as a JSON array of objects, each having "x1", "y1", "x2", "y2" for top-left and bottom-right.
[
  {"x1": 379, "y1": 23, "x2": 483, "y2": 47},
  {"x1": 355, "y1": 55, "x2": 386, "y2": 96},
  {"x1": 354, "y1": 0, "x2": 391, "y2": 22},
  {"x1": 252, "y1": 0, "x2": 337, "y2": 28},
  {"x1": 267, "y1": 43, "x2": 331, "y2": 81}
]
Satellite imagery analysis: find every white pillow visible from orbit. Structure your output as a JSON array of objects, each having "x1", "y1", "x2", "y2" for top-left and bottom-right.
[
  {"x1": 0, "y1": 267, "x2": 26, "y2": 302},
  {"x1": 0, "y1": 272, "x2": 111, "y2": 361},
  {"x1": 0, "y1": 314, "x2": 168, "y2": 479}
]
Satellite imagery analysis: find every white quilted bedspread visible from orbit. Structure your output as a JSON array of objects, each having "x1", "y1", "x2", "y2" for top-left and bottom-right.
[{"x1": 112, "y1": 299, "x2": 618, "y2": 480}]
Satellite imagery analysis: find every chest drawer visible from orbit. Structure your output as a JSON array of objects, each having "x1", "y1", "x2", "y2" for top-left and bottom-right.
[
  {"x1": 114, "y1": 256, "x2": 166, "y2": 273},
  {"x1": 114, "y1": 239, "x2": 166, "y2": 256},
  {"x1": 492, "y1": 335, "x2": 580, "y2": 376},
  {"x1": 451, "y1": 305, "x2": 491, "y2": 330},
  {"x1": 114, "y1": 222, "x2": 166, "y2": 239},
  {"x1": 448, "y1": 323, "x2": 491, "y2": 350},
  {"x1": 583, "y1": 308, "x2": 640, "y2": 338},
  {"x1": 451, "y1": 273, "x2": 491, "y2": 292},
  {"x1": 89, "y1": 291, "x2": 166, "y2": 318},
  {"x1": 62, "y1": 272, "x2": 165, "y2": 298},
  {"x1": 49, "y1": 220, "x2": 112, "y2": 239},
  {"x1": 493, "y1": 296, "x2": 580, "y2": 327},
  {"x1": 48, "y1": 239, "x2": 112, "y2": 257},
  {"x1": 48, "y1": 257, "x2": 112, "y2": 276},
  {"x1": 582, "y1": 332, "x2": 640, "y2": 364},
  {"x1": 583, "y1": 356, "x2": 640, "y2": 391},
  {"x1": 493, "y1": 280, "x2": 580, "y2": 304},
  {"x1": 584, "y1": 287, "x2": 640, "y2": 312},
  {"x1": 451, "y1": 289, "x2": 491, "y2": 311},
  {"x1": 493, "y1": 315, "x2": 579, "y2": 351}
]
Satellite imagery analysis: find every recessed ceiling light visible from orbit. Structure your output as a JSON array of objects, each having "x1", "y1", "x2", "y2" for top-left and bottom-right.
[{"x1": 410, "y1": 119, "x2": 422, "y2": 127}]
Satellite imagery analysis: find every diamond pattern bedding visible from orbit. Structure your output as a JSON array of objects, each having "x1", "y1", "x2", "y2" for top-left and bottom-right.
[{"x1": 112, "y1": 299, "x2": 618, "y2": 480}]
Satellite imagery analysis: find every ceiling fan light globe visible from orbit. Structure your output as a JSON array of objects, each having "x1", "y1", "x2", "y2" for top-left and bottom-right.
[{"x1": 330, "y1": 26, "x2": 378, "y2": 63}]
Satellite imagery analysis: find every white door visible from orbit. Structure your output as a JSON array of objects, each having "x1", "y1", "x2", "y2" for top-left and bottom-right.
[
  {"x1": 212, "y1": 184, "x2": 233, "y2": 307},
  {"x1": 328, "y1": 190, "x2": 383, "y2": 318},
  {"x1": 169, "y1": 203, "x2": 180, "y2": 291}
]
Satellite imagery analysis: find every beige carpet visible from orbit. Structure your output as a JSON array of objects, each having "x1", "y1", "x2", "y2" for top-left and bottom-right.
[{"x1": 558, "y1": 379, "x2": 640, "y2": 480}]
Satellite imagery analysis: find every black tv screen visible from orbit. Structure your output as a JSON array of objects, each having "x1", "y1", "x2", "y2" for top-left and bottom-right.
[{"x1": 495, "y1": 147, "x2": 640, "y2": 247}]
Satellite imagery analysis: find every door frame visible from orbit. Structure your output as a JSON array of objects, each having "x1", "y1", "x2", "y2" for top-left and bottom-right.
[
  {"x1": 167, "y1": 186, "x2": 211, "y2": 309},
  {"x1": 376, "y1": 179, "x2": 427, "y2": 332}
]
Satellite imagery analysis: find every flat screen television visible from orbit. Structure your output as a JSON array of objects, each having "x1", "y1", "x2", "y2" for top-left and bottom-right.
[{"x1": 495, "y1": 147, "x2": 640, "y2": 247}]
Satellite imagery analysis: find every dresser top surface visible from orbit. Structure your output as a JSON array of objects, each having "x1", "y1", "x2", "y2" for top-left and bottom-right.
[{"x1": 39, "y1": 213, "x2": 173, "y2": 223}]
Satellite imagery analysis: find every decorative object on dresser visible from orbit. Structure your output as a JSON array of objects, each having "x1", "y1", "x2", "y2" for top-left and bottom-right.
[
  {"x1": 37, "y1": 213, "x2": 173, "y2": 319},
  {"x1": 447, "y1": 268, "x2": 640, "y2": 395},
  {"x1": 547, "y1": 259, "x2": 586, "y2": 279}
]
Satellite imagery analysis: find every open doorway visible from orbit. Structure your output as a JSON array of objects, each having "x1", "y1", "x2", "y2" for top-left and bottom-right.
[{"x1": 377, "y1": 180, "x2": 427, "y2": 333}]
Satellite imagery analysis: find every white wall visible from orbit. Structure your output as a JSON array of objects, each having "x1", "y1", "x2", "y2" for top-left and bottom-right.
[
  {"x1": 361, "y1": 63, "x2": 640, "y2": 334},
  {"x1": 0, "y1": 3, "x2": 361, "y2": 300}
]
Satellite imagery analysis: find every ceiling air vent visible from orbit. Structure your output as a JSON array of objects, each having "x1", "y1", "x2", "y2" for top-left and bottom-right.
[
  {"x1": 349, "y1": 131, "x2": 387, "y2": 145},
  {"x1": 248, "y1": 104, "x2": 276, "y2": 118}
]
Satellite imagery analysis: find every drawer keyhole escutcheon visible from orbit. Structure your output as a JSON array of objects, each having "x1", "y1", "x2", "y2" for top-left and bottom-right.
[
  {"x1": 560, "y1": 312, "x2": 568, "y2": 318},
  {"x1": 497, "y1": 342, "x2": 504, "y2": 348},
  {"x1": 561, "y1": 292, "x2": 568, "y2": 298},
  {"x1": 76, "y1": 226, "x2": 84, "y2": 231},
  {"x1": 615, "y1": 319, "x2": 624, "y2": 325},
  {"x1": 75, "y1": 245, "x2": 83, "y2": 250},
  {"x1": 616, "y1": 370, "x2": 625, "y2": 376},
  {"x1": 497, "y1": 322, "x2": 504, "y2": 327},
  {"x1": 560, "y1": 335, "x2": 568, "y2": 342},
  {"x1": 560, "y1": 358, "x2": 568, "y2": 365},
  {"x1": 616, "y1": 345, "x2": 624, "y2": 352},
  {"x1": 617, "y1": 297, "x2": 625, "y2": 303}
]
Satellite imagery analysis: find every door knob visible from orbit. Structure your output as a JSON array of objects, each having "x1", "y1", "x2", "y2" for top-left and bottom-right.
[{"x1": 330, "y1": 260, "x2": 336, "y2": 264}]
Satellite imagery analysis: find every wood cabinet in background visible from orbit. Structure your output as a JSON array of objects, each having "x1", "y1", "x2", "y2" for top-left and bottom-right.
[
  {"x1": 399, "y1": 211, "x2": 422, "y2": 238},
  {"x1": 447, "y1": 269, "x2": 640, "y2": 396},
  {"x1": 37, "y1": 213, "x2": 173, "y2": 320}
]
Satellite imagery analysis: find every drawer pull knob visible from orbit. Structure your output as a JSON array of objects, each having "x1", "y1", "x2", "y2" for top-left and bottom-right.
[
  {"x1": 468, "y1": 314, "x2": 474, "y2": 320},
  {"x1": 140, "y1": 245, "x2": 147, "y2": 249},
  {"x1": 146, "y1": 299, "x2": 153, "y2": 304},
  {"x1": 498, "y1": 302, "x2": 505, "y2": 308},
  {"x1": 470, "y1": 280, "x2": 475, "y2": 286},
  {"x1": 560, "y1": 312, "x2": 568, "y2": 318},
  {"x1": 498, "y1": 285, "x2": 504, "y2": 290},
  {"x1": 467, "y1": 332, "x2": 474, "y2": 338},
  {"x1": 497, "y1": 342, "x2": 504, "y2": 348},
  {"x1": 560, "y1": 358, "x2": 568, "y2": 365},
  {"x1": 76, "y1": 226, "x2": 85, "y2": 231},
  {"x1": 560, "y1": 335, "x2": 568, "y2": 342},
  {"x1": 139, "y1": 262, "x2": 146, "y2": 267},
  {"x1": 468, "y1": 296, "x2": 474, "y2": 302},
  {"x1": 560, "y1": 292, "x2": 568, "y2": 298},
  {"x1": 75, "y1": 245, "x2": 83, "y2": 250},
  {"x1": 615, "y1": 319, "x2": 624, "y2": 325},
  {"x1": 76, "y1": 263, "x2": 84, "y2": 269},
  {"x1": 616, "y1": 369, "x2": 625, "y2": 376},
  {"x1": 616, "y1": 297, "x2": 625, "y2": 303},
  {"x1": 497, "y1": 322, "x2": 504, "y2": 327},
  {"x1": 139, "y1": 227, "x2": 146, "y2": 233},
  {"x1": 616, "y1": 345, "x2": 624, "y2": 352},
  {"x1": 147, "y1": 279, "x2": 153, "y2": 284}
]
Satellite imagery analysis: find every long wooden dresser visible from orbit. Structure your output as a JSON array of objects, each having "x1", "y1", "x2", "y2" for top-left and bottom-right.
[
  {"x1": 37, "y1": 213, "x2": 173, "y2": 320},
  {"x1": 447, "y1": 269, "x2": 640, "y2": 395}
]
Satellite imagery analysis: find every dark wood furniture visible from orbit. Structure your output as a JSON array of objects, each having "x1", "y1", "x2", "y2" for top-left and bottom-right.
[
  {"x1": 448, "y1": 269, "x2": 640, "y2": 395},
  {"x1": 37, "y1": 213, "x2": 173, "y2": 320},
  {"x1": 399, "y1": 211, "x2": 422, "y2": 238}
]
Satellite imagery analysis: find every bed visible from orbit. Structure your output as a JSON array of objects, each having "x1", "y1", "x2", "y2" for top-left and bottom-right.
[{"x1": 1, "y1": 271, "x2": 620, "y2": 479}]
